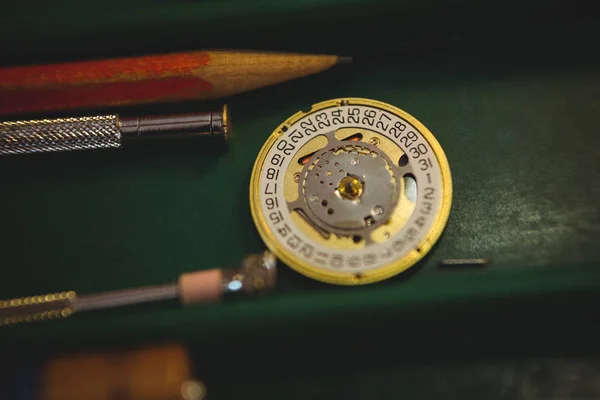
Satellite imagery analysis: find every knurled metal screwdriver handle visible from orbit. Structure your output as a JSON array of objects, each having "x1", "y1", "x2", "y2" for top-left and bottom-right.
[
  {"x1": 0, "y1": 105, "x2": 230, "y2": 156},
  {"x1": 0, "y1": 292, "x2": 77, "y2": 326}
]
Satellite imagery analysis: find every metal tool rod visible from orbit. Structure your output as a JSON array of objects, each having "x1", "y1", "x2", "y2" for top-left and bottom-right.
[
  {"x1": 0, "y1": 105, "x2": 230, "y2": 156},
  {"x1": 73, "y1": 284, "x2": 179, "y2": 313},
  {"x1": 119, "y1": 107, "x2": 229, "y2": 141},
  {"x1": 0, "y1": 251, "x2": 276, "y2": 327}
]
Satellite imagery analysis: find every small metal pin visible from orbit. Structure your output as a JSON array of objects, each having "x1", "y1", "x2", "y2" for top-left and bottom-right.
[{"x1": 439, "y1": 258, "x2": 490, "y2": 268}]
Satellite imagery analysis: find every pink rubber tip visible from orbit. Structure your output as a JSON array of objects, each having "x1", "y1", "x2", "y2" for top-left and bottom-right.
[{"x1": 178, "y1": 269, "x2": 223, "y2": 304}]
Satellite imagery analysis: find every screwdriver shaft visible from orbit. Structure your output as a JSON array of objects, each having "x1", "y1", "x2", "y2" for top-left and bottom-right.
[{"x1": 73, "y1": 284, "x2": 179, "y2": 313}]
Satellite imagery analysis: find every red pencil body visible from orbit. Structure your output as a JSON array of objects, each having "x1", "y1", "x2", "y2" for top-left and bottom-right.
[
  {"x1": 0, "y1": 51, "x2": 343, "y2": 116},
  {"x1": 0, "y1": 52, "x2": 213, "y2": 115}
]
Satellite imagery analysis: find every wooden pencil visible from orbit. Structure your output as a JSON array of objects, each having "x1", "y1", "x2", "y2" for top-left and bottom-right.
[{"x1": 0, "y1": 50, "x2": 351, "y2": 116}]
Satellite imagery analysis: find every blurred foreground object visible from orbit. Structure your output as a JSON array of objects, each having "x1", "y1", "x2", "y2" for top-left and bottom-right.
[
  {"x1": 40, "y1": 343, "x2": 206, "y2": 400},
  {"x1": 0, "y1": 50, "x2": 350, "y2": 115},
  {"x1": 0, "y1": 105, "x2": 230, "y2": 156},
  {"x1": 0, "y1": 251, "x2": 277, "y2": 326}
]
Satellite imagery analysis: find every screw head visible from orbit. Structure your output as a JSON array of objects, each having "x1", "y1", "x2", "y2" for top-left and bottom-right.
[{"x1": 373, "y1": 206, "x2": 384, "y2": 215}]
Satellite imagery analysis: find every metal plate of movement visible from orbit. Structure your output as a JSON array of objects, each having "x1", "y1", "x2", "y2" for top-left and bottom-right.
[{"x1": 250, "y1": 98, "x2": 452, "y2": 285}]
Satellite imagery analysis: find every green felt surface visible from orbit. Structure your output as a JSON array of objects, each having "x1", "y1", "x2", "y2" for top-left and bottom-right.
[
  {"x1": 1, "y1": 1, "x2": 600, "y2": 398},
  {"x1": 2, "y1": 40, "x2": 600, "y2": 342}
]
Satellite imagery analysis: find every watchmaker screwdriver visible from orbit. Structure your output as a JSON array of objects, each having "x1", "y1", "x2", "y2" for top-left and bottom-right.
[
  {"x1": 0, "y1": 104, "x2": 230, "y2": 156},
  {"x1": 0, "y1": 251, "x2": 276, "y2": 326}
]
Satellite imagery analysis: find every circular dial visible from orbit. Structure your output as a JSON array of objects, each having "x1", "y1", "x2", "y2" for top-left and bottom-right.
[{"x1": 250, "y1": 98, "x2": 452, "y2": 285}]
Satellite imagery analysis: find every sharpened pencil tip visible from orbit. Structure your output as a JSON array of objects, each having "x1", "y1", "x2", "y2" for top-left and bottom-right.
[{"x1": 336, "y1": 56, "x2": 353, "y2": 65}]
